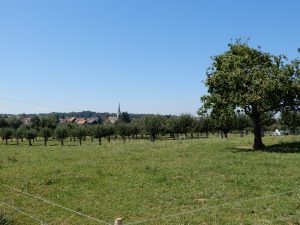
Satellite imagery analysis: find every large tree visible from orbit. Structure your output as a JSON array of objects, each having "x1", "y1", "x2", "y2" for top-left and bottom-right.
[{"x1": 201, "y1": 41, "x2": 299, "y2": 149}]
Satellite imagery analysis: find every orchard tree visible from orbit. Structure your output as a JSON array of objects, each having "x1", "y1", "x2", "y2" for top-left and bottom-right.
[
  {"x1": 40, "y1": 128, "x2": 53, "y2": 146},
  {"x1": 166, "y1": 117, "x2": 180, "y2": 139},
  {"x1": 117, "y1": 123, "x2": 128, "y2": 144},
  {"x1": 201, "y1": 41, "x2": 299, "y2": 149},
  {"x1": 0, "y1": 116, "x2": 9, "y2": 128},
  {"x1": 14, "y1": 128, "x2": 24, "y2": 145},
  {"x1": 40, "y1": 115, "x2": 58, "y2": 130},
  {"x1": 234, "y1": 110, "x2": 252, "y2": 137},
  {"x1": 103, "y1": 124, "x2": 115, "y2": 142},
  {"x1": 0, "y1": 128, "x2": 14, "y2": 145},
  {"x1": 7, "y1": 117, "x2": 22, "y2": 130},
  {"x1": 178, "y1": 114, "x2": 194, "y2": 137},
  {"x1": 280, "y1": 110, "x2": 300, "y2": 133},
  {"x1": 30, "y1": 115, "x2": 41, "y2": 131},
  {"x1": 94, "y1": 125, "x2": 105, "y2": 145},
  {"x1": 212, "y1": 108, "x2": 235, "y2": 138},
  {"x1": 24, "y1": 129, "x2": 37, "y2": 146},
  {"x1": 55, "y1": 126, "x2": 69, "y2": 146},
  {"x1": 75, "y1": 126, "x2": 87, "y2": 146},
  {"x1": 119, "y1": 112, "x2": 132, "y2": 123},
  {"x1": 144, "y1": 115, "x2": 165, "y2": 142}
]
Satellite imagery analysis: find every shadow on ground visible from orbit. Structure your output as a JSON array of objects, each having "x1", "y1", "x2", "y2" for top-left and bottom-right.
[{"x1": 233, "y1": 142, "x2": 300, "y2": 153}]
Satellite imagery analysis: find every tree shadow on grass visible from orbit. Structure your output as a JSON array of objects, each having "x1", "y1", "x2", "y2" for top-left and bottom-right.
[
  {"x1": 265, "y1": 142, "x2": 300, "y2": 153},
  {"x1": 233, "y1": 142, "x2": 300, "y2": 153}
]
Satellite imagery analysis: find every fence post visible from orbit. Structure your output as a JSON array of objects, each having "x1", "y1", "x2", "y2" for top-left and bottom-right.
[{"x1": 114, "y1": 218, "x2": 123, "y2": 225}]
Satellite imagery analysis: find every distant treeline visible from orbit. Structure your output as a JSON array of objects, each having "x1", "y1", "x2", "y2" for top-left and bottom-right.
[
  {"x1": 0, "y1": 110, "x2": 299, "y2": 147},
  {"x1": 0, "y1": 111, "x2": 153, "y2": 120}
]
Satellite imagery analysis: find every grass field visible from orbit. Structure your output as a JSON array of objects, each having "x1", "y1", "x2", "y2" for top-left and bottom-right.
[{"x1": 1, "y1": 135, "x2": 300, "y2": 225}]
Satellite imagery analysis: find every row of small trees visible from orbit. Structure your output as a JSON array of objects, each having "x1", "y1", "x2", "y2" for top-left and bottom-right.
[{"x1": 1, "y1": 111, "x2": 299, "y2": 146}]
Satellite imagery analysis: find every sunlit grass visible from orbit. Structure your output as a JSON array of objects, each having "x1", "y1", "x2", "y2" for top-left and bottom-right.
[{"x1": 0, "y1": 135, "x2": 300, "y2": 225}]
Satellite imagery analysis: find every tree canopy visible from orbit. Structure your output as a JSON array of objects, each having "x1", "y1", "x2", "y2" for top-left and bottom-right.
[{"x1": 200, "y1": 41, "x2": 300, "y2": 149}]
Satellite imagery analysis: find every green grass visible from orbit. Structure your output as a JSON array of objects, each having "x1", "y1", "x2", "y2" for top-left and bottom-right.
[{"x1": 1, "y1": 135, "x2": 300, "y2": 225}]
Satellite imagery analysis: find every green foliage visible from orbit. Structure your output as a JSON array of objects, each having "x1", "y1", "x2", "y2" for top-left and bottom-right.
[
  {"x1": 0, "y1": 128, "x2": 14, "y2": 145},
  {"x1": 103, "y1": 124, "x2": 115, "y2": 142},
  {"x1": 166, "y1": 116, "x2": 180, "y2": 139},
  {"x1": 54, "y1": 126, "x2": 69, "y2": 146},
  {"x1": 75, "y1": 126, "x2": 87, "y2": 145},
  {"x1": 144, "y1": 115, "x2": 166, "y2": 142},
  {"x1": 40, "y1": 128, "x2": 53, "y2": 146},
  {"x1": 116, "y1": 123, "x2": 130, "y2": 143},
  {"x1": 178, "y1": 114, "x2": 194, "y2": 136},
  {"x1": 94, "y1": 125, "x2": 105, "y2": 145},
  {"x1": 201, "y1": 41, "x2": 300, "y2": 149},
  {"x1": 30, "y1": 115, "x2": 41, "y2": 131},
  {"x1": 23, "y1": 129, "x2": 37, "y2": 146},
  {"x1": 14, "y1": 128, "x2": 24, "y2": 144},
  {"x1": 0, "y1": 116, "x2": 9, "y2": 128},
  {"x1": 280, "y1": 110, "x2": 300, "y2": 132},
  {"x1": 40, "y1": 115, "x2": 58, "y2": 129},
  {"x1": 7, "y1": 117, "x2": 22, "y2": 130},
  {"x1": 118, "y1": 112, "x2": 132, "y2": 123}
]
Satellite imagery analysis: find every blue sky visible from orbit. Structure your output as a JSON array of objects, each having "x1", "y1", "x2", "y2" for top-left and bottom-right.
[{"x1": 0, "y1": 0, "x2": 299, "y2": 115}]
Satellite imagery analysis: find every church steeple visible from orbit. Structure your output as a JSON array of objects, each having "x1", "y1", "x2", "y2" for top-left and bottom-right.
[{"x1": 117, "y1": 103, "x2": 121, "y2": 118}]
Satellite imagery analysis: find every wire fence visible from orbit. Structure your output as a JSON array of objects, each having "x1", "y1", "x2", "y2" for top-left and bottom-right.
[
  {"x1": 1, "y1": 184, "x2": 111, "y2": 225},
  {"x1": 1, "y1": 183, "x2": 300, "y2": 225},
  {"x1": 0, "y1": 201, "x2": 48, "y2": 225}
]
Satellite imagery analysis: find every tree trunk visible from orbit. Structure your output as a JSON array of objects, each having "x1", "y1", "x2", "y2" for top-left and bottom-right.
[
  {"x1": 224, "y1": 131, "x2": 228, "y2": 138},
  {"x1": 253, "y1": 117, "x2": 265, "y2": 150},
  {"x1": 61, "y1": 139, "x2": 64, "y2": 146},
  {"x1": 5, "y1": 139, "x2": 8, "y2": 145},
  {"x1": 99, "y1": 138, "x2": 101, "y2": 145},
  {"x1": 16, "y1": 138, "x2": 19, "y2": 145},
  {"x1": 44, "y1": 138, "x2": 47, "y2": 146},
  {"x1": 79, "y1": 139, "x2": 82, "y2": 146},
  {"x1": 240, "y1": 130, "x2": 243, "y2": 137},
  {"x1": 29, "y1": 139, "x2": 32, "y2": 146}
]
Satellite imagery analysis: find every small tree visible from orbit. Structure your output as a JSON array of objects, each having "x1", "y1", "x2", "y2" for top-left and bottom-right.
[
  {"x1": 40, "y1": 128, "x2": 53, "y2": 146},
  {"x1": 24, "y1": 129, "x2": 37, "y2": 146},
  {"x1": 280, "y1": 110, "x2": 300, "y2": 134},
  {"x1": 0, "y1": 116, "x2": 9, "y2": 128},
  {"x1": 94, "y1": 125, "x2": 105, "y2": 145},
  {"x1": 144, "y1": 115, "x2": 165, "y2": 142},
  {"x1": 55, "y1": 126, "x2": 69, "y2": 146},
  {"x1": 40, "y1": 115, "x2": 58, "y2": 130},
  {"x1": 7, "y1": 117, "x2": 22, "y2": 130},
  {"x1": 0, "y1": 128, "x2": 14, "y2": 145},
  {"x1": 166, "y1": 117, "x2": 180, "y2": 139},
  {"x1": 14, "y1": 128, "x2": 24, "y2": 145},
  {"x1": 103, "y1": 124, "x2": 115, "y2": 142},
  {"x1": 234, "y1": 110, "x2": 252, "y2": 137},
  {"x1": 178, "y1": 114, "x2": 194, "y2": 138},
  {"x1": 117, "y1": 123, "x2": 128, "y2": 144},
  {"x1": 75, "y1": 126, "x2": 87, "y2": 146},
  {"x1": 119, "y1": 112, "x2": 132, "y2": 123}
]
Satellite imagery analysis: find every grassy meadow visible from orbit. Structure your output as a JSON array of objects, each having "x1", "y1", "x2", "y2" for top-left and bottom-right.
[{"x1": 1, "y1": 135, "x2": 300, "y2": 225}]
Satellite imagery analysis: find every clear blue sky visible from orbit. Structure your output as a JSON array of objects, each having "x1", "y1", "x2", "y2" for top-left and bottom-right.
[{"x1": 0, "y1": 0, "x2": 299, "y2": 115}]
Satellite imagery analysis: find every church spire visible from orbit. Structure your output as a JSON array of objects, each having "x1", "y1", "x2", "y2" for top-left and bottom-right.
[{"x1": 117, "y1": 103, "x2": 121, "y2": 118}]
